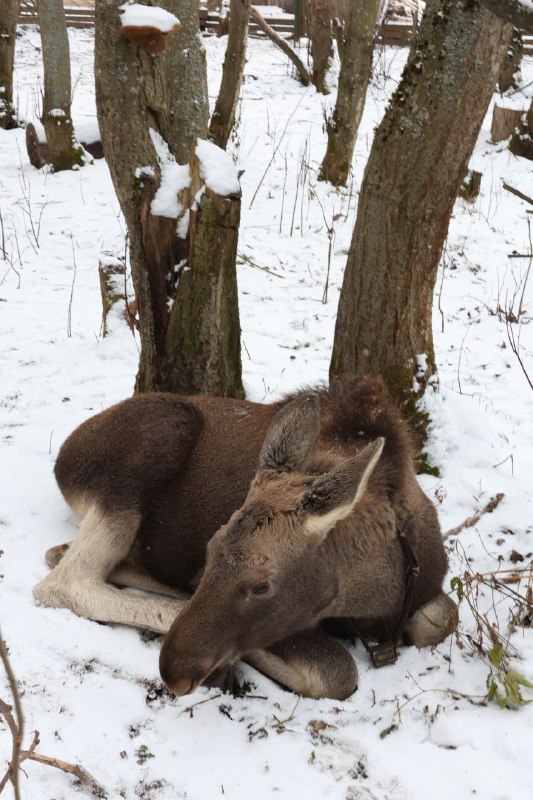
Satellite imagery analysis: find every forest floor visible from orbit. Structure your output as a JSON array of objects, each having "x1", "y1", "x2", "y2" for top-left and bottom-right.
[{"x1": 1, "y1": 23, "x2": 533, "y2": 800}]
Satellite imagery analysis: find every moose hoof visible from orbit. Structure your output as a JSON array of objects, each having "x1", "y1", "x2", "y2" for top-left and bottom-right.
[
  {"x1": 33, "y1": 576, "x2": 72, "y2": 611},
  {"x1": 45, "y1": 542, "x2": 71, "y2": 568},
  {"x1": 404, "y1": 593, "x2": 458, "y2": 648}
]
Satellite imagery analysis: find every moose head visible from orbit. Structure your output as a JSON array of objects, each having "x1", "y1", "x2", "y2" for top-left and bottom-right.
[{"x1": 159, "y1": 394, "x2": 384, "y2": 695}]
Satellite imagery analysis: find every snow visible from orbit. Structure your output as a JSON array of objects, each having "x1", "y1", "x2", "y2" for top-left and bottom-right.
[
  {"x1": 1, "y1": 22, "x2": 533, "y2": 800},
  {"x1": 119, "y1": 2, "x2": 180, "y2": 33},
  {"x1": 196, "y1": 137, "x2": 241, "y2": 196},
  {"x1": 149, "y1": 128, "x2": 191, "y2": 219}
]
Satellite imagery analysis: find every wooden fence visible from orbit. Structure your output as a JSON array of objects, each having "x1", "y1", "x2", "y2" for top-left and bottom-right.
[
  {"x1": 18, "y1": 4, "x2": 414, "y2": 46},
  {"x1": 16, "y1": 5, "x2": 533, "y2": 53}
]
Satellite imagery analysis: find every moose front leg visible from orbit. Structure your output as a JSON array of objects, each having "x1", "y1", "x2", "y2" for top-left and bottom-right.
[{"x1": 246, "y1": 628, "x2": 358, "y2": 700}]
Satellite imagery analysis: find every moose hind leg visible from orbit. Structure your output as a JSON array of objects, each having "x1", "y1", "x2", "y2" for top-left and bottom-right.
[
  {"x1": 34, "y1": 504, "x2": 186, "y2": 633},
  {"x1": 246, "y1": 628, "x2": 358, "y2": 700},
  {"x1": 404, "y1": 592, "x2": 458, "y2": 648}
]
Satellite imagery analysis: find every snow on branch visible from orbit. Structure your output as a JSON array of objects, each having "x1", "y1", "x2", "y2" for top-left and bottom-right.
[{"x1": 120, "y1": 2, "x2": 181, "y2": 53}]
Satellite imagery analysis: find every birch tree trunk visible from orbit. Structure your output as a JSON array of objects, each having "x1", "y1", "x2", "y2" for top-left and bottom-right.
[
  {"x1": 0, "y1": 0, "x2": 19, "y2": 129},
  {"x1": 318, "y1": 0, "x2": 380, "y2": 186},
  {"x1": 330, "y1": 0, "x2": 507, "y2": 415},
  {"x1": 36, "y1": 0, "x2": 85, "y2": 170},
  {"x1": 209, "y1": 0, "x2": 251, "y2": 150},
  {"x1": 95, "y1": 0, "x2": 243, "y2": 397}
]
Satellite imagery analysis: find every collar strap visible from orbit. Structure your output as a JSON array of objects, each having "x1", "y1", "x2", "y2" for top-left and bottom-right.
[{"x1": 363, "y1": 527, "x2": 419, "y2": 668}]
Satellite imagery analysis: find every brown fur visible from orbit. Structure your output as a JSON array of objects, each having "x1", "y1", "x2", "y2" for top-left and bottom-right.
[{"x1": 38, "y1": 377, "x2": 456, "y2": 700}]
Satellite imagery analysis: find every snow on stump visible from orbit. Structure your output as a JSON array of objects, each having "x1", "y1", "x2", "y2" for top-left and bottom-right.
[
  {"x1": 120, "y1": 2, "x2": 181, "y2": 54},
  {"x1": 491, "y1": 105, "x2": 524, "y2": 143},
  {"x1": 99, "y1": 255, "x2": 127, "y2": 337}
]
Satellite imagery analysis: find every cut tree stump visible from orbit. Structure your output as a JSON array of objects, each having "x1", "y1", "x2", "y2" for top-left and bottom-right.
[
  {"x1": 491, "y1": 105, "x2": 524, "y2": 142},
  {"x1": 25, "y1": 121, "x2": 103, "y2": 169},
  {"x1": 99, "y1": 256, "x2": 127, "y2": 336},
  {"x1": 459, "y1": 169, "x2": 482, "y2": 201}
]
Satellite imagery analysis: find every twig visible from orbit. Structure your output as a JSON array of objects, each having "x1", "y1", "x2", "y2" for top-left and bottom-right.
[
  {"x1": 19, "y1": 749, "x2": 105, "y2": 798},
  {"x1": 249, "y1": 90, "x2": 309, "y2": 209},
  {"x1": 67, "y1": 233, "x2": 77, "y2": 338},
  {"x1": 0, "y1": 631, "x2": 105, "y2": 797},
  {"x1": 237, "y1": 253, "x2": 284, "y2": 278},
  {"x1": 502, "y1": 182, "x2": 533, "y2": 207},
  {"x1": 443, "y1": 493, "x2": 505, "y2": 540},
  {"x1": 0, "y1": 632, "x2": 24, "y2": 800}
]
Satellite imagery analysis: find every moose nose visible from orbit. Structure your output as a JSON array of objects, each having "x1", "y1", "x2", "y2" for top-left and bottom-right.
[{"x1": 163, "y1": 674, "x2": 204, "y2": 697}]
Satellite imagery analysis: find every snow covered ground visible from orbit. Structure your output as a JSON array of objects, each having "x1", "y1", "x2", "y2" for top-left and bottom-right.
[{"x1": 1, "y1": 23, "x2": 533, "y2": 800}]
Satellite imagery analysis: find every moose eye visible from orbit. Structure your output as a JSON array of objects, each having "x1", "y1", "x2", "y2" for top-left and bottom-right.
[{"x1": 252, "y1": 582, "x2": 270, "y2": 596}]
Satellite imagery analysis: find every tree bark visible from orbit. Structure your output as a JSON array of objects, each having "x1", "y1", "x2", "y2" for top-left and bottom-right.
[
  {"x1": 0, "y1": 0, "x2": 19, "y2": 129},
  {"x1": 95, "y1": 0, "x2": 243, "y2": 397},
  {"x1": 318, "y1": 0, "x2": 380, "y2": 186},
  {"x1": 308, "y1": 0, "x2": 334, "y2": 94},
  {"x1": 164, "y1": 173, "x2": 243, "y2": 396},
  {"x1": 209, "y1": 0, "x2": 251, "y2": 150},
  {"x1": 36, "y1": 0, "x2": 85, "y2": 171},
  {"x1": 498, "y1": 27, "x2": 522, "y2": 92},
  {"x1": 330, "y1": 1, "x2": 507, "y2": 411}
]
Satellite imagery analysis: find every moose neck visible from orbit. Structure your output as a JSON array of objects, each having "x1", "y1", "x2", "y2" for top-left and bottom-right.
[{"x1": 319, "y1": 501, "x2": 405, "y2": 621}]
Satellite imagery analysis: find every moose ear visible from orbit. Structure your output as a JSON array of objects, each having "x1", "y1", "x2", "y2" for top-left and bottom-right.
[
  {"x1": 258, "y1": 394, "x2": 321, "y2": 473},
  {"x1": 301, "y1": 438, "x2": 385, "y2": 539}
]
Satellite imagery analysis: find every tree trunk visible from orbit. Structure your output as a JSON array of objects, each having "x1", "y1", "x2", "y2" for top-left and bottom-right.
[
  {"x1": 0, "y1": 0, "x2": 19, "y2": 129},
  {"x1": 498, "y1": 28, "x2": 522, "y2": 93},
  {"x1": 318, "y1": 0, "x2": 380, "y2": 186},
  {"x1": 164, "y1": 174, "x2": 243, "y2": 396},
  {"x1": 330, "y1": 0, "x2": 506, "y2": 414},
  {"x1": 36, "y1": 0, "x2": 85, "y2": 170},
  {"x1": 209, "y1": 0, "x2": 251, "y2": 150},
  {"x1": 95, "y1": 0, "x2": 243, "y2": 397},
  {"x1": 308, "y1": 0, "x2": 333, "y2": 94}
]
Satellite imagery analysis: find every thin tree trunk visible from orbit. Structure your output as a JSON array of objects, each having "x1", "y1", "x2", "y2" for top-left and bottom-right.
[
  {"x1": 308, "y1": 0, "x2": 334, "y2": 94},
  {"x1": 36, "y1": 0, "x2": 85, "y2": 171},
  {"x1": 0, "y1": 0, "x2": 19, "y2": 129},
  {"x1": 95, "y1": 0, "x2": 243, "y2": 397},
  {"x1": 318, "y1": 0, "x2": 380, "y2": 186},
  {"x1": 330, "y1": 0, "x2": 507, "y2": 412},
  {"x1": 209, "y1": 0, "x2": 251, "y2": 150}
]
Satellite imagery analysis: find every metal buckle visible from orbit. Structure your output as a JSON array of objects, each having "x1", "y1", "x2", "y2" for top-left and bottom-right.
[{"x1": 368, "y1": 642, "x2": 398, "y2": 668}]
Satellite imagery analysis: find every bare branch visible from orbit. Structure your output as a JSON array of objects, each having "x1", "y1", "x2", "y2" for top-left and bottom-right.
[
  {"x1": 249, "y1": 7, "x2": 311, "y2": 86},
  {"x1": 444, "y1": 493, "x2": 505, "y2": 540},
  {"x1": 0, "y1": 631, "x2": 24, "y2": 800}
]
